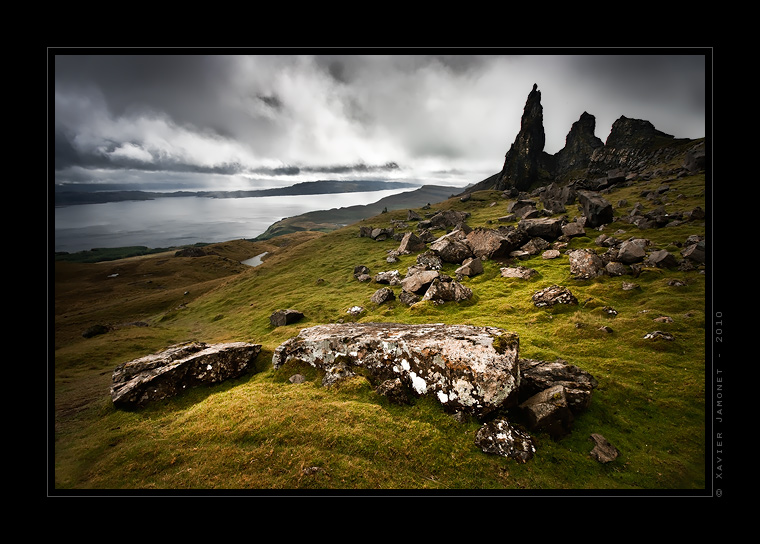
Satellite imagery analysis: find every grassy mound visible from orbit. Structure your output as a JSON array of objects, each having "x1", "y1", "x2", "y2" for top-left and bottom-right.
[{"x1": 52, "y1": 173, "x2": 707, "y2": 492}]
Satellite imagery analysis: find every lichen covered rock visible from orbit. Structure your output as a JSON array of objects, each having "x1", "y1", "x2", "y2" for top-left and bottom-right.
[
  {"x1": 111, "y1": 341, "x2": 262, "y2": 408},
  {"x1": 272, "y1": 322, "x2": 521, "y2": 417}
]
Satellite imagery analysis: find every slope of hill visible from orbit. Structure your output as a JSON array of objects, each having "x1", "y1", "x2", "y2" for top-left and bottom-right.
[
  {"x1": 254, "y1": 184, "x2": 458, "y2": 240},
  {"x1": 52, "y1": 169, "x2": 708, "y2": 493}
]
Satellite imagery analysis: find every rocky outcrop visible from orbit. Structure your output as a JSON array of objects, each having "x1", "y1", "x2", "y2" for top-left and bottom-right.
[
  {"x1": 464, "y1": 85, "x2": 704, "y2": 196},
  {"x1": 111, "y1": 341, "x2": 262, "y2": 408},
  {"x1": 494, "y1": 83, "x2": 549, "y2": 192},
  {"x1": 553, "y1": 111, "x2": 604, "y2": 179},
  {"x1": 272, "y1": 322, "x2": 521, "y2": 417}
]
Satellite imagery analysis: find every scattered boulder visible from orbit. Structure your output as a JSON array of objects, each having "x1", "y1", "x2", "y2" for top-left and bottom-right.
[
  {"x1": 374, "y1": 270, "x2": 402, "y2": 285},
  {"x1": 568, "y1": 249, "x2": 605, "y2": 280},
  {"x1": 456, "y1": 257, "x2": 483, "y2": 277},
  {"x1": 272, "y1": 322, "x2": 521, "y2": 417},
  {"x1": 605, "y1": 261, "x2": 628, "y2": 276},
  {"x1": 644, "y1": 330, "x2": 674, "y2": 341},
  {"x1": 353, "y1": 265, "x2": 372, "y2": 282},
  {"x1": 518, "y1": 217, "x2": 563, "y2": 240},
  {"x1": 430, "y1": 230, "x2": 473, "y2": 263},
  {"x1": 646, "y1": 249, "x2": 679, "y2": 268},
  {"x1": 407, "y1": 209, "x2": 422, "y2": 221},
  {"x1": 532, "y1": 285, "x2": 578, "y2": 307},
  {"x1": 270, "y1": 309, "x2": 305, "y2": 327},
  {"x1": 397, "y1": 231, "x2": 426, "y2": 254},
  {"x1": 111, "y1": 341, "x2": 262, "y2": 409},
  {"x1": 501, "y1": 266, "x2": 538, "y2": 279},
  {"x1": 422, "y1": 278, "x2": 473, "y2": 304},
  {"x1": 370, "y1": 287, "x2": 396, "y2": 305},
  {"x1": 561, "y1": 222, "x2": 586, "y2": 238},
  {"x1": 589, "y1": 433, "x2": 619, "y2": 463},
  {"x1": 428, "y1": 210, "x2": 470, "y2": 230},
  {"x1": 475, "y1": 418, "x2": 536, "y2": 463},
  {"x1": 466, "y1": 227, "x2": 519, "y2": 259},
  {"x1": 346, "y1": 306, "x2": 364, "y2": 316},
  {"x1": 577, "y1": 190, "x2": 613, "y2": 227},
  {"x1": 542, "y1": 249, "x2": 561, "y2": 260},
  {"x1": 518, "y1": 384, "x2": 574, "y2": 439},
  {"x1": 519, "y1": 358, "x2": 598, "y2": 413},
  {"x1": 399, "y1": 290, "x2": 422, "y2": 306},
  {"x1": 416, "y1": 250, "x2": 443, "y2": 270},
  {"x1": 617, "y1": 239, "x2": 647, "y2": 264},
  {"x1": 681, "y1": 240, "x2": 705, "y2": 264},
  {"x1": 400, "y1": 269, "x2": 440, "y2": 294}
]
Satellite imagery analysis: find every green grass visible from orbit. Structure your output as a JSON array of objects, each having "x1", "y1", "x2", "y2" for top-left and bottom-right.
[{"x1": 52, "y1": 173, "x2": 708, "y2": 493}]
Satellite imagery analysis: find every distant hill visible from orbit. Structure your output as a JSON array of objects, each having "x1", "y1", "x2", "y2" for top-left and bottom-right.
[
  {"x1": 254, "y1": 184, "x2": 459, "y2": 240},
  {"x1": 53, "y1": 179, "x2": 419, "y2": 206}
]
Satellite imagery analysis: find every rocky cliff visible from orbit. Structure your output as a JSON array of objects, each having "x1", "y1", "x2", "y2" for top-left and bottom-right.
[{"x1": 466, "y1": 85, "x2": 704, "y2": 194}]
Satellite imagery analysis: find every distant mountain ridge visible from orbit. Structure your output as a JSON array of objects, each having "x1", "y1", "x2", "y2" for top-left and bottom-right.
[
  {"x1": 53, "y1": 179, "x2": 419, "y2": 206},
  {"x1": 254, "y1": 184, "x2": 458, "y2": 240}
]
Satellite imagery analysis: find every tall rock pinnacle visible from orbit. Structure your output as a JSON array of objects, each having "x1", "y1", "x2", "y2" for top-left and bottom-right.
[{"x1": 496, "y1": 83, "x2": 546, "y2": 192}]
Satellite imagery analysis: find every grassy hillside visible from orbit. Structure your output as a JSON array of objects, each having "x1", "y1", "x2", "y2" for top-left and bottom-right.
[{"x1": 52, "y1": 173, "x2": 708, "y2": 493}]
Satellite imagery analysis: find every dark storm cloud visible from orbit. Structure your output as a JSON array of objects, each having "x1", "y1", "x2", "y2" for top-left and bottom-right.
[{"x1": 53, "y1": 51, "x2": 707, "y2": 190}]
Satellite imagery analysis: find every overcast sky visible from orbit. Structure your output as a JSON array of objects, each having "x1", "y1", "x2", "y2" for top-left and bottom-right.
[{"x1": 52, "y1": 51, "x2": 708, "y2": 192}]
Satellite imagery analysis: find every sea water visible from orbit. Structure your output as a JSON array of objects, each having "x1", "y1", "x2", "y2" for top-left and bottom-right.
[{"x1": 53, "y1": 190, "x2": 403, "y2": 253}]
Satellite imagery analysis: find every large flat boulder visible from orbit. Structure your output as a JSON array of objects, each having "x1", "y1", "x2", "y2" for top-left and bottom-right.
[
  {"x1": 111, "y1": 342, "x2": 262, "y2": 408},
  {"x1": 272, "y1": 323, "x2": 521, "y2": 417}
]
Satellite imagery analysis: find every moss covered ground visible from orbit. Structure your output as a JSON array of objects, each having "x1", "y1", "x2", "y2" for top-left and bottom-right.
[{"x1": 52, "y1": 173, "x2": 709, "y2": 494}]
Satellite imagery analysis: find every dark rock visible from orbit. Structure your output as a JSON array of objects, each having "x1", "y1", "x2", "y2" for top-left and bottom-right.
[
  {"x1": 428, "y1": 210, "x2": 470, "y2": 230},
  {"x1": 519, "y1": 358, "x2": 598, "y2": 413},
  {"x1": 617, "y1": 239, "x2": 648, "y2": 264},
  {"x1": 399, "y1": 290, "x2": 421, "y2": 306},
  {"x1": 577, "y1": 190, "x2": 613, "y2": 227},
  {"x1": 430, "y1": 230, "x2": 473, "y2": 263},
  {"x1": 422, "y1": 278, "x2": 473, "y2": 304},
  {"x1": 518, "y1": 384, "x2": 574, "y2": 439},
  {"x1": 111, "y1": 341, "x2": 262, "y2": 408},
  {"x1": 396, "y1": 231, "x2": 426, "y2": 254},
  {"x1": 270, "y1": 309, "x2": 305, "y2": 327},
  {"x1": 272, "y1": 322, "x2": 521, "y2": 417},
  {"x1": 561, "y1": 222, "x2": 585, "y2": 238},
  {"x1": 466, "y1": 227, "x2": 521, "y2": 259},
  {"x1": 589, "y1": 433, "x2": 619, "y2": 463},
  {"x1": 518, "y1": 217, "x2": 563, "y2": 240},
  {"x1": 407, "y1": 209, "x2": 422, "y2": 221},
  {"x1": 353, "y1": 265, "x2": 370, "y2": 278},
  {"x1": 681, "y1": 240, "x2": 705, "y2": 264},
  {"x1": 455, "y1": 257, "x2": 483, "y2": 277},
  {"x1": 475, "y1": 418, "x2": 536, "y2": 463},
  {"x1": 494, "y1": 84, "x2": 547, "y2": 192},
  {"x1": 370, "y1": 287, "x2": 396, "y2": 305},
  {"x1": 370, "y1": 227, "x2": 394, "y2": 241},
  {"x1": 552, "y1": 112, "x2": 605, "y2": 180},
  {"x1": 646, "y1": 249, "x2": 679, "y2": 268},
  {"x1": 400, "y1": 269, "x2": 439, "y2": 294},
  {"x1": 82, "y1": 324, "x2": 111, "y2": 338}
]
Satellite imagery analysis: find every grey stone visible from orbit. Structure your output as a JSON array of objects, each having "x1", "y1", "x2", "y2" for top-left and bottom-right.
[
  {"x1": 272, "y1": 322, "x2": 521, "y2": 417},
  {"x1": 111, "y1": 341, "x2": 262, "y2": 408}
]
